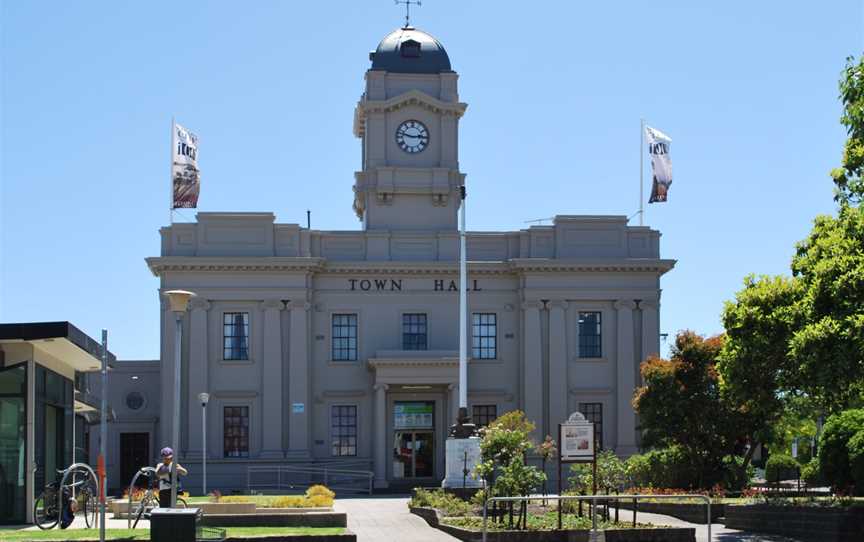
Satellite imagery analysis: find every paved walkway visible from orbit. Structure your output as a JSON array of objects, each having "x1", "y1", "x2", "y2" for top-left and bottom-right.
[
  {"x1": 336, "y1": 496, "x2": 803, "y2": 542},
  {"x1": 336, "y1": 496, "x2": 459, "y2": 541}
]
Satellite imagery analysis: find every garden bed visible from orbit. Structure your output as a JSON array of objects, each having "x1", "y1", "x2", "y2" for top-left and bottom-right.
[
  {"x1": 410, "y1": 507, "x2": 695, "y2": 542},
  {"x1": 724, "y1": 504, "x2": 864, "y2": 542},
  {"x1": 200, "y1": 511, "x2": 347, "y2": 528}
]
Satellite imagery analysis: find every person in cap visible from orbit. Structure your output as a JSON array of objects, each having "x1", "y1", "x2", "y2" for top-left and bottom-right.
[{"x1": 155, "y1": 447, "x2": 187, "y2": 507}]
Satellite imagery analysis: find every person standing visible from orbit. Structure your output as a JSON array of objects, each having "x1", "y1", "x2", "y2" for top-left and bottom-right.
[{"x1": 155, "y1": 447, "x2": 187, "y2": 508}]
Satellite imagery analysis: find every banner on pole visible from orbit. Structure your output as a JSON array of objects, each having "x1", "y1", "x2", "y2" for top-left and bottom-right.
[
  {"x1": 172, "y1": 122, "x2": 200, "y2": 209},
  {"x1": 645, "y1": 125, "x2": 672, "y2": 203}
]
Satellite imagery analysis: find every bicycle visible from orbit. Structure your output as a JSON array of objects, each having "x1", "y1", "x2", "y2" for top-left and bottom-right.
[
  {"x1": 131, "y1": 468, "x2": 186, "y2": 529},
  {"x1": 33, "y1": 468, "x2": 98, "y2": 530}
]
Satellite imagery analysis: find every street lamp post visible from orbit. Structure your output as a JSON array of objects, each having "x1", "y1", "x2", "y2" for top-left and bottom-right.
[
  {"x1": 165, "y1": 290, "x2": 195, "y2": 508},
  {"x1": 198, "y1": 392, "x2": 210, "y2": 497}
]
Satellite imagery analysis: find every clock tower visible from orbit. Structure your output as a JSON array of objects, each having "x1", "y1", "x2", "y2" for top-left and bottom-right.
[{"x1": 353, "y1": 27, "x2": 467, "y2": 231}]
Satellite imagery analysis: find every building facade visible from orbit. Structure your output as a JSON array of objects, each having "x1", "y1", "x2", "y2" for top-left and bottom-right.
[
  {"x1": 0, "y1": 322, "x2": 110, "y2": 524},
  {"x1": 140, "y1": 26, "x2": 675, "y2": 492}
]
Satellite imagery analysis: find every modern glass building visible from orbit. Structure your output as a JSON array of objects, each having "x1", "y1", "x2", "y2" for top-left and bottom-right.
[{"x1": 0, "y1": 322, "x2": 111, "y2": 524}]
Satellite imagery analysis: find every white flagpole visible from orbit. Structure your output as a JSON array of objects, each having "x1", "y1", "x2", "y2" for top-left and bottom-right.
[
  {"x1": 170, "y1": 116, "x2": 175, "y2": 225},
  {"x1": 640, "y1": 118, "x2": 645, "y2": 226}
]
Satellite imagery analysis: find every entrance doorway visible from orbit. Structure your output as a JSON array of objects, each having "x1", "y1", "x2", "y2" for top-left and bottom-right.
[
  {"x1": 120, "y1": 433, "x2": 150, "y2": 488},
  {"x1": 393, "y1": 431, "x2": 434, "y2": 478},
  {"x1": 392, "y1": 401, "x2": 435, "y2": 480}
]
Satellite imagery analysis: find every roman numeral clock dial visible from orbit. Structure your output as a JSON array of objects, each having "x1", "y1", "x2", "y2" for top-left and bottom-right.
[{"x1": 395, "y1": 120, "x2": 429, "y2": 153}]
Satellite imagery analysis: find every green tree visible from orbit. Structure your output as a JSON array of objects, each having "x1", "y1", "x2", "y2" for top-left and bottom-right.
[
  {"x1": 634, "y1": 331, "x2": 742, "y2": 488},
  {"x1": 791, "y1": 206, "x2": 864, "y2": 412},
  {"x1": 830, "y1": 56, "x2": 864, "y2": 204},
  {"x1": 718, "y1": 274, "x2": 803, "y2": 472}
]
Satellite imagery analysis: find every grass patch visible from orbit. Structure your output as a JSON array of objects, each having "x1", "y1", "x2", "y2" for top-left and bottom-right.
[{"x1": 0, "y1": 527, "x2": 345, "y2": 540}]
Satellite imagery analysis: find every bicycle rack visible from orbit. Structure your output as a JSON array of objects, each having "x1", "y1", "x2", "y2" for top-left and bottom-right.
[
  {"x1": 127, "y1": 467, "x2": 157, "y2": 529},
  {"x1": 56, "y1": 463, "x2": 99, "y2": 530}
]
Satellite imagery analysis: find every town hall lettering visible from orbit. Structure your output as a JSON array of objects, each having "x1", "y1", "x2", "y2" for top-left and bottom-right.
[{"x1": 348, "y1": 279, "x2": 481, "y2": 292}]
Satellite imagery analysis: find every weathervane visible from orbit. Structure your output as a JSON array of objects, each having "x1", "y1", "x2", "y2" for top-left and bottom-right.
[{"x1": 395, "y1": 0, "x2": 421, "y2": 28}]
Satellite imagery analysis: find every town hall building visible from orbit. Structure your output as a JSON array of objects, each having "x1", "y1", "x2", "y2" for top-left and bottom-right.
[{"x1": 117, "y1": 25, "x2": 675, "y2": 492}]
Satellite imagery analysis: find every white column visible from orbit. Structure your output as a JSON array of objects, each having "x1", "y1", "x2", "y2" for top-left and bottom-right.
[
  {"x1": 373, "y1": 383, "x2": 389, "y2": 488},
  {"x1": 287, "y1": 300, "x2": 311, "y2": 458},
  {"x1": 548, "y1": 301, "x2": 568, "y2": 429},
  {"x1": 615, "y1": 299, "x2": 637, "y2": 455},
  {"x1": 448, "y1": 383, "x2": 459, "y2": 428},
  {"x1": 522, "y1": 301, "x2": 544, "y2": 438},
  {"x1": 186, "y1": 299, "x2": 209, "y2": 457},
  {"x1": 261, "y1": 299, "x2": 285, "y2": 458}
]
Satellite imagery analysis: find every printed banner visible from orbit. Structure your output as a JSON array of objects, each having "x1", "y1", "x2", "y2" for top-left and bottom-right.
[
  {"x1": 172, "y1": 122, "x2": 200, "y2": 209},
  {"x1": 645, "y1": 125, "x2": 672, "y2": 203}
]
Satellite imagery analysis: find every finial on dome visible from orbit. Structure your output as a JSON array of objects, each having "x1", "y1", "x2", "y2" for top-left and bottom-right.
[{"x1": 394, "y1": 0, "x2": 421, "y2": 28}]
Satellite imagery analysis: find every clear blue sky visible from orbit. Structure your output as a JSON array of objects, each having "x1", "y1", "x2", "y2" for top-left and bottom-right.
[{"x1": 1, "y1": 1, "x2": 861, "y2": 359}]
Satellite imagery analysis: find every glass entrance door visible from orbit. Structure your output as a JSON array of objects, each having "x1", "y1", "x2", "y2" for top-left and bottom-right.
[
  {"x1": 392, "y1": 401, "x2": 435, "y2": 480},
  {"x1": 393, "y1": 431, "x2": 434, "y2": 478}
]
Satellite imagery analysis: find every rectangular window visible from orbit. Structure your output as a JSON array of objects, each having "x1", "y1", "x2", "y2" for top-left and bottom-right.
[
  {"x1": 579, "y1": 402, "x2": 603, "y2": 450},
  {"x1": 472, "y1": 404, "x2": 497, "y2": 428},
  {"x1": 578, "y1": 312, "x2": 602, "y2": 358},
  {"x1": 402, "y1": 313, "x2": 428, "y2": 350},
  {"x1": 332, "y1": 314, "x2": 358, "y2": 361},
  {"x1": 223, "y1": 406, "x2": 249, "y2": 458},
  {"x1": 331, "y1": 405, "x2": 358, "y2": 456},
  {"x1": 472, "y1": 313, "x2": 497, "y2": 359},
  {"x1": 223, "y1": 312, "x2": 250, "y2": 360}
]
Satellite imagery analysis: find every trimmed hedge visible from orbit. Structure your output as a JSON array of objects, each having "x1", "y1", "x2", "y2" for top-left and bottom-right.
[{"x1": 766, "y1": 454, "x2": 800, "y2": 483}]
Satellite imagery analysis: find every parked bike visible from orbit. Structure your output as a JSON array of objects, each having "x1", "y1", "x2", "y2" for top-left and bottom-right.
[{"x1": 33, "y1": 468, "x2": 98, "y2": 530}]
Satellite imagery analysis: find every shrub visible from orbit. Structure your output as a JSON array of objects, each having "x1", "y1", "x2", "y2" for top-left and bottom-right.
[
  {"x1": 305, "y1": 485, "x2": 335, "y2": 504},
  {"x1": 625, "y1": 446, "x2": 695, "y2": 489},
  {"x1": 569, "y1": 450, "x2": 627, "y2": 493},
  {"x1": 801, "y1": 457, "x2": 824, "y2": 486},
  {"x1": 410, "y1": 488, "x2": 471, "y2": 517},
  {"x1": 849, "y1": 430, "x2": 864, "y2": 495},
  {"x1": 819, "y1": 409, "x2": 864, "y2": 495},
  {"x1": 268, "y1": 496, "x2": 306, "y2": 508},
  {"x1": 721, "y1": 454, "x2": 755, "y2": 491},
  {"x1": 765, "y1": 454, "x2": 800, "y2": 483}
]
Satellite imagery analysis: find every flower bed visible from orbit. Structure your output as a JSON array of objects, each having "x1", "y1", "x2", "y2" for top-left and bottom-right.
[{"x1": 410, "y1": 506, "x2": 695, "y2": 542}]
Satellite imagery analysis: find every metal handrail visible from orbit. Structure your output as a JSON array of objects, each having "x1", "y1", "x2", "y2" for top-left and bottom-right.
[
  {"x1": 247, "y1": 465, "x2": 374, "y2": 495},
  {"x1": 482, "y1": 494, "x2": 712, "y2": 542}
]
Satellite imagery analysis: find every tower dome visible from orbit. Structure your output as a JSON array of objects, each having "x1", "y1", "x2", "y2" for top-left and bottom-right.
[{"x1": 369, "y1": 27, "x2": 452, "y2": 74}]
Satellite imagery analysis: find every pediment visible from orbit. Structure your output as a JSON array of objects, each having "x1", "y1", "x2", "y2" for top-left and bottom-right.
[{"x1": 354, "y1": 90, "x2": 467, "y2": 137}]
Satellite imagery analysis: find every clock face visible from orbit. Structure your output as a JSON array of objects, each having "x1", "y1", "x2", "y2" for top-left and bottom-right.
[{"x1": 395, "y1": 120, "x2": 429, "y2": 154}]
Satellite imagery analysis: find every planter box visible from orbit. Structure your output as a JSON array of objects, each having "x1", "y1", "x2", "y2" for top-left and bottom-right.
[
  {"x1": 410, "y1": 507, "x2": 695, "y2": 542},
  {"x1": 226, "y1": 535, "x2": 355, "y2": 542},
  {"x1": 201, "y1": 511, "x2": 347, "y2": 528},
  {"x1": 615, "y1": 501, "x2": 723, "y2": 523},
  {"x1": 112, "y1": 501, "x2": 258, "y2": 517},
  {"x1": 724, "y1": 504, "x2": 864, "y2": 542}
]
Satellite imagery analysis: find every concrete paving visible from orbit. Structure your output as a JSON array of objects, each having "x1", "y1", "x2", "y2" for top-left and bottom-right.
[{"x1": 336, "y1": 496, "x2": 459, "y2": 541}]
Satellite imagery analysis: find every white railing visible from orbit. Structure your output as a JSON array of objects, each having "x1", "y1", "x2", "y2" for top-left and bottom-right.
[
  {"x1": 482, "y1": 494, "x2": 712, "y2": 542},
  {"x1": 247, "y1": 464, "x2": 374, "y2": 495}
]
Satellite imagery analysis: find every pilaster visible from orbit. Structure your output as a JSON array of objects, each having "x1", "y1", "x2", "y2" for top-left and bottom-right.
[
  {"x1": 640, "y1": 300, "x2": 660, "y2": 369},
  {"x1": 548, "y1": 300, "x2": 569, "y2": 429},
  {"x1": 260, "y1": 299, "x2": 285, "y2": 458},
  {"x1": 615, "y1": 299, "x2": 637, "y2": 455},
  {"x1": 522, "y1": 300, "x2": 544, "y2": 439},
  {"x1": 287, "y1": 300, "x2": 311, "y2": 459},
  {"x1": 186, "y1": 298, "x2": 210, "y2": 458}
]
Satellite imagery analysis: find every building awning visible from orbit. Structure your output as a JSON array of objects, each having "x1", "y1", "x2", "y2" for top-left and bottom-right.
[{"x1": 0, "y1": 321, "x2": 115, "y2": 372}]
